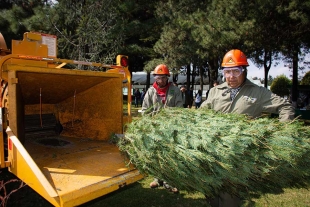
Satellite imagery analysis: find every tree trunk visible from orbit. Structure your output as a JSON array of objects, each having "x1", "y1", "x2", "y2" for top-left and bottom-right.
[
  {"x1": 263, "y1": 50, "x2": 271, "y2": 88},
  {"x1": 191, "y1": 63, "x2": 195, "y2": 89},
  {"x1": 200, "y1": 65, "x2": 204, "y2": 92},
  {"x1": 186, "y1": 64, "x2": 191, "y2": 89},
  {"x1": 173, "y1": 73, "x2": 178, "y2": 85},
  {"x1": 146, "y1": 71, "x2": 150, "y2": 90},
  {"x1": 208, "y1": 56, "x2": 219, "y2": 87},
  {"x1": 291, "y1": 45, "x2": 299, "y2": 107}
]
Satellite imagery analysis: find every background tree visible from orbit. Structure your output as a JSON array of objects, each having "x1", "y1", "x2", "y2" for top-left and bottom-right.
[
  {"x1": 1, "y1": 0, "x2": 126, "y2": 68},
  {"x1": 300, "y1": 71, "x2": 310, "y2": 86},
  {"x1": 275, "y1": 0, "x2": 310, "y2": 105},
  {"x1": 46, "y1": 0, "x2": 123, "y2": 67},
  {"x1": 270, "y1": 75, "x2": 292, "y2": 97},
  {"x1": 152, "y1": 0, "x2": 249, "y2": 90},
  {"x1": 188, "y1": 0, "x2": 255, "y2": 87},
  {"x1": 117, "y1": 1, "x2": 161, "y2": 72},
  {"x1": 1, "y1": 0, "x2": 310, "y2": 92},
  {"x1": 0, "y1": 0, "x2": 47, "y2": 47},
  {"x1": 241, "y1": 1, "x2": 284, "y2": 88},
  {"x1": 152, "y1": 0, "x2": 206, "y2": 92},
  {"x1": 267, "y1": 75, "x2": 274, "y2": 86},
  {"x1": 116, "y1": 0, "x2": 163, "y2": 89}
]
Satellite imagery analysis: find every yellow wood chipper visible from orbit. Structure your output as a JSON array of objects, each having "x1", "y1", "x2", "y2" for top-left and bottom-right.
[{"x1": 0, "y1": 32, "x2": 143, "y2": 207}]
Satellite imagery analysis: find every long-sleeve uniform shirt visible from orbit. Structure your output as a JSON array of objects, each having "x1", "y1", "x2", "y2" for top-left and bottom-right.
[
  {"x1": 142, "y1": 84, "x2": 183, "y2": 113},
  {"x1": 200, "y1": 79, "x2": 295, "y2": 122}
]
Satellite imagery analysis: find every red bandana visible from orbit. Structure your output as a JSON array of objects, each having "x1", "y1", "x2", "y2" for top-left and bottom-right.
[{"x1": 153, "y1": 82, "x2": 171, "y2": 104}]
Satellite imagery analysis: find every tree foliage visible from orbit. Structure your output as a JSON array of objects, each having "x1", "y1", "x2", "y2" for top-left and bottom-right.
[
  {"x1": 267, "y1": 75, "x2": 274, "y2": 86},
  {"x1": 300, "y1": 71, "x2": 310, "y2": 85},
  {"x1": 270, "y1": 75, "x2": 292, "y2": 97},
  {"x1": 117, "y1": 108, "x2": 310, "y2": 198},
  {"x1": 0, "y1": 0, "x2": 48, "y2": 47},
  {"x1": 1, "y1": 0, "x2": 125, "y2": 67},
  {"x1": 1, "y1": 0, "x2": 310, "y2": 87},
  {"x1": 47, "y1": 0, "x2": 123, "y2": 65},
  {"x1": 117, "y1": 1, "x2": 161, "y2": 73}
]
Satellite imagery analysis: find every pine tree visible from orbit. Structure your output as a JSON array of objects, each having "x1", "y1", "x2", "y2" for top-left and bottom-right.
[
  {"x1": 270, "y1": 75, "x2": 292, "y2": 97},
  {"x1": 117, "y1": 108, "x2": 310, "y2": 198},
  {"x1": 43, "y1": 0, "x2": 124, "y2": 66},
  {"x1": 300, "y1": 71, "x2": 310, "y2": 85}
]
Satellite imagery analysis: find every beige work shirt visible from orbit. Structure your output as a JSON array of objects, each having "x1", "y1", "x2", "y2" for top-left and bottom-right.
[
  {"x1": 142, "y1": 84, "x2": 183, "y2": 114},
  {"x1": 201, "y1": 79, "x2": 295, "y2": 121}
]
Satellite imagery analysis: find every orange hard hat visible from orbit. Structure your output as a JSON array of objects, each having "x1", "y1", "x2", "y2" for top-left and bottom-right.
[
  {"x1": 221, "y1": 49, "x2": 249, "y2": 67},
  {"x1": 153, "y1": 64, "x2": 170, "y2": 76}
]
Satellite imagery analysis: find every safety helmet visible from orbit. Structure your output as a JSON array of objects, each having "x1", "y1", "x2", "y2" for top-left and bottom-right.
[
  {"x1": 153, "y1": 64, "x2": 170, "y2": 76},
  {"x1": 221, "y1": 49, "x2": 249, "y2": 67}
]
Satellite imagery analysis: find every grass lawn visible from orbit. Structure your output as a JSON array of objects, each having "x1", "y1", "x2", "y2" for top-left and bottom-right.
[
  {"x1": 248, "y1": 188, "x2": 310, "y2": 207},
  {"x1": 2, "y1": 172, "x2": 309, "y2": 207},
  {"x1": 81, "y1": 176, "x2": 310, "y2": 207},
  {"x1": 82, "y1": 176, "x2": 207, "y2": 207}
]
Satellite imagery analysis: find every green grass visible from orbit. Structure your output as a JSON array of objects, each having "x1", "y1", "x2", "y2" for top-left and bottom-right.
[
  {"x1": 248, "y1": 188, "x2": 310, "y2": 207},
  {"x1": 2, "y1": 172, "x2": 309, "y2": 207},
  {"x1": 81, "y1": 176, "x2": 207, "y2": 207},
  {"x1": 81, "y1": 176, "x2": 310, "y2": 207}
]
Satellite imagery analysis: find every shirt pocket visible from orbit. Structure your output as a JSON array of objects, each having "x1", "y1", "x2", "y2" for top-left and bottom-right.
[
  {"x1": 238, "y1": 96, "x2": 258, "y2": 112},
  {"x1": 242, "y1": 95, "x2": 258, "y2": 104}
]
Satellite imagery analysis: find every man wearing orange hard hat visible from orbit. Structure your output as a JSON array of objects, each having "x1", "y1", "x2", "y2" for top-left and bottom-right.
[
  {"x1": 142, "y1": 64, "x2": 183, "y2": 114},
  {"x1": 201, "y1": 50, "x2": 295, "y2": 206},
  {"x1": 141, "y1": 64, "x2": 183, "y2": 194},
  {"x1": 201, "y1": 49, "x2": 294, "y2": 122}
]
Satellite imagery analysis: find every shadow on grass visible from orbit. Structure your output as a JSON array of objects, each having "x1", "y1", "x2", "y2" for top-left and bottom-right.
[{"x1": 81, "y1": 176, "x2": 208, "y2": 207}]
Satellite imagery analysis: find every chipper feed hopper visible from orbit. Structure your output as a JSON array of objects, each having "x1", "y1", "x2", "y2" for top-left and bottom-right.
[{"x1": 0, "y1": 32, "x2": 143, "y2": 207}]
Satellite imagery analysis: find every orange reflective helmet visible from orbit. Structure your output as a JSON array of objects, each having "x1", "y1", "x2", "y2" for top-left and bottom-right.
[
  {"x1": 153, "y1": 64, "x2": 170, "y2": 76},
  {"x1": 221, "y1": 49, "x2": 249, "y2": 67}
]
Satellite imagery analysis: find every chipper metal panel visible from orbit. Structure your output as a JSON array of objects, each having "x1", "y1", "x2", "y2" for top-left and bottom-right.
[
  {"x1": 0, "y1": 32, "x2": 142, "y2": 207},
  {"x1": 5, "y1": 65, "x2": 142, "y2": 207}
]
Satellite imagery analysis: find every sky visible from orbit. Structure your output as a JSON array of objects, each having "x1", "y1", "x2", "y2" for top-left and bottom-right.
[{"x1": 247, "y1": 59, "x2": 310, "y2": 80}]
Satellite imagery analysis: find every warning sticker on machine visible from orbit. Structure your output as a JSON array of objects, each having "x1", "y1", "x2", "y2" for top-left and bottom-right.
[{"x1": 41, "y1": 33, "x2": 57, "y2": 57}]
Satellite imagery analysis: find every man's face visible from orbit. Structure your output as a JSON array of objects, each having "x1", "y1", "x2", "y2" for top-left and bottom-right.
[
  {"x1": 180, "y1": 87, "x2": 186, "y2": 92},
  {"x1": 223, "y1": 67, "x2": 246, "y2": 88},
  {"x1": 154, "y1": 75, "x2": 168, "y2": 88}
]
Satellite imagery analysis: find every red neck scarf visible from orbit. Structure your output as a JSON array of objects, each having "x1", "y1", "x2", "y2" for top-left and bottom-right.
[{"x1": 153, "y1": 82, "x2": 171, "y2": 104}]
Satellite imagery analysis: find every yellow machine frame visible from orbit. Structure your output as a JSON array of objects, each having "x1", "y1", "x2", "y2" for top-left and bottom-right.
[{"x1": 0, "y1": 32, "x2": 141, "y2": 207}]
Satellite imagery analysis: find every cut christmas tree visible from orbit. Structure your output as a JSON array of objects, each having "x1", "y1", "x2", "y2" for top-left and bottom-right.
[{"x1": 116, "y1": 108, "x2": 310, "y2": 198}]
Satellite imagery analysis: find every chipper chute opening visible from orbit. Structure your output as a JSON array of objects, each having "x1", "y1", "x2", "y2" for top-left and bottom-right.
[
  {"x1": 0, "y1": 32, "x2": 142, "y2": 207},
  {"x1": 3, "y1": 68, "x2": 142, "y2": 207}
]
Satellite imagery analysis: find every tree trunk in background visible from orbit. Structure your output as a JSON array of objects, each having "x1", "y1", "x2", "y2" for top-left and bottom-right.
[
  {"x1": 191, "y1": 63, "x2": 196, "y2": 90},
  {"x1": 200, "y1": 66, "x2": 204, "y2": 92},
  {"x1": 291, "y1": 45, "x2": 299, "y2": 107},
  {"x1": 173, "y1": 73, "x2": 178, "y2": 85},
  {"x1": 263, "y1": 50, "x2": 271, "y2": 88},
  {"x1": 186, "y1": 64, "x2": 193, "y2": 107},
  {"x1": 186, "y1": 64, "x2": 191, "y2": 90},
  {"x1": 208, "y1": 56, "x2": 219, "y2": 87},
  {"x1": 146, "y1": 71, "x2": 150, "y2": 90}
]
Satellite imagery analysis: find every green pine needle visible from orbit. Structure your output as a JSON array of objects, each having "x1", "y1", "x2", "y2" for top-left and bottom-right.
[{"x1": 116, "y1": 108, "x2": 310, "y2": 198}]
